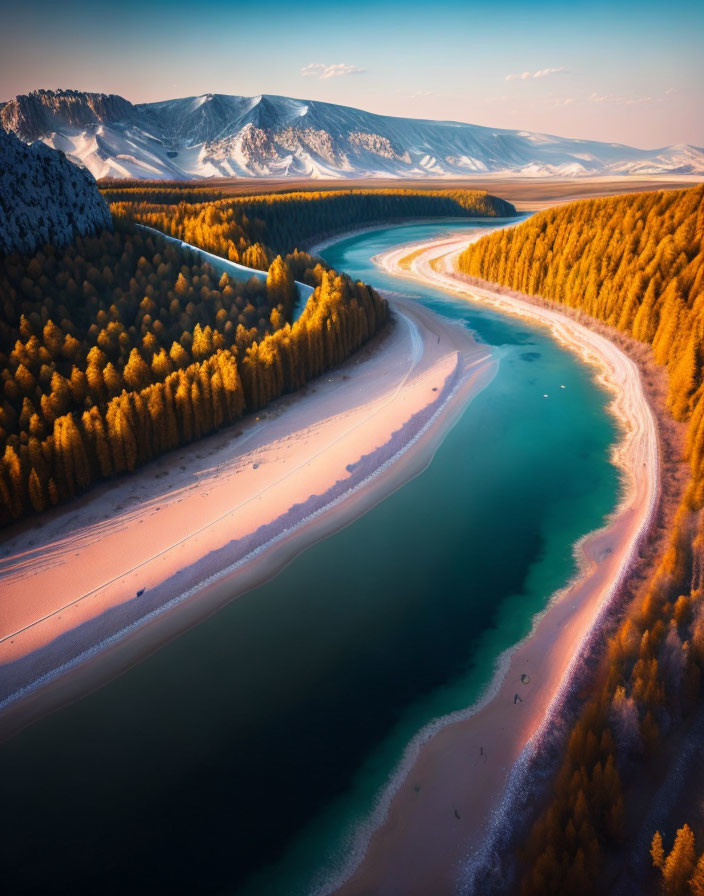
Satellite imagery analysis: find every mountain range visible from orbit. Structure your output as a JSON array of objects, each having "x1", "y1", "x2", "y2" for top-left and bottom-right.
[{"x1": 2, "y1": 88, "x2": 703, "y2": 181}]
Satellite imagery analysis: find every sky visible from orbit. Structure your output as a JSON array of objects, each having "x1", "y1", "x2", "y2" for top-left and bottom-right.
[{"x1": 2, "y1": 0, "x2": 703, "y2": 149}]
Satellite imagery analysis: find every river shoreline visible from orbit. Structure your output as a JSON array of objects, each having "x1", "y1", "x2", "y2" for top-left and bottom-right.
[
  {"x1": 0, "y1": 274, "x2": 495, "y2": 740},
  {"x1": 331, "y1": 234, "x2": 660, "y2": 895},
  {"x1": 304, "y1": 214, "x2": 521, "y2": 257}
]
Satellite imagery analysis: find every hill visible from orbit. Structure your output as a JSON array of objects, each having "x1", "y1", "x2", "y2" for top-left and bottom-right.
[{"x1": 0, "y1": 126, "x2": 111, "y2": 254}]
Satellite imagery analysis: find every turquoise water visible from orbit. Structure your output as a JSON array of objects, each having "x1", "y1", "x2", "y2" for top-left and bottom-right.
[{"x1": 0, "y1": 219, "x2": 621, "y2": 896}]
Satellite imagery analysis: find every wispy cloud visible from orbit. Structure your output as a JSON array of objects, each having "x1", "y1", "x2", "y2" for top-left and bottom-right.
[
  {"x1": 589, "y1": 91, "x2": 654, "y2": 105},
  {"x1": 505, "y1": 66, "x2": 569, "y2": 82},
  {"x1": 301, "y1": 62, "x2": 366, "y2": 80},
  {"x1": 393, "y1": 88, "x2": 440, "y2": 100}
]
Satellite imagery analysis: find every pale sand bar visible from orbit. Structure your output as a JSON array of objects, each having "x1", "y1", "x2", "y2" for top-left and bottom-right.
[
  {"x1": 332, "y1": 234, "x2": 659, "y2": 896},
  {"x1": 0, "y1": 291, "x2": 495, "y2": 738}
]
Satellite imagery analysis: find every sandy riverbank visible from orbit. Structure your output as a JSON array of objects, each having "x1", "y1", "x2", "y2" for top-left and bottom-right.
[
  {"x1": 331, "y1": 234, "x2": 659, "y2": 895},
  {"x1": 0, "y1": 286, "x2": 495, "y2": 739},
  {"x1": 303, "y1": 215, "x2": 519, "y2": 257}
]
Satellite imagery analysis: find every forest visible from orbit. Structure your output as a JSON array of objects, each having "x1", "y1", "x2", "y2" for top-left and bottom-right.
[
  {"x1": 651, "y1": 825, "x2": 704, "y2": 895},
  {"x1": 459, "y1": 185, "x2": 704, "y2": 895},
  {"x1": 0, "y1": 185, "x2": 516, "y2": 526},
  {"x1": 104, "y1": 186, "x2": 516, "y2": 261},
  {"x1": 0, "y1": 215, "x2": 387, "y2": 526}
]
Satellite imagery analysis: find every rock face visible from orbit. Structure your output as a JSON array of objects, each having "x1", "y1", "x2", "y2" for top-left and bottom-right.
[
  {"x1": 0, "y1": 126, "x2": 112, "y2": 255},
  {"x1": 1, "y1": 89, "x2": 133, "y2": 143},
  {"x1": 3, "y1": 88, "x2": 704, "y2": 181}
]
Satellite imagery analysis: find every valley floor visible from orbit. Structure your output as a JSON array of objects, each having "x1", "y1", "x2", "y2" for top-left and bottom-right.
[
  {"x1": 0, "y1": 286, "x2": 494, "y2": 738},
  {"x1": 331, "y1": 234, "x2": 660, "y2": 896},
  {"x1": 176, "y1": 174, "x2": 701, "y2": 210}
]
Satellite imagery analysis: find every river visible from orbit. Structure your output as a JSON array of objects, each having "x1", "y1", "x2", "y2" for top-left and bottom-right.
[{"x1": 0, "y1": 219, "x2": 621, "y2": 895}]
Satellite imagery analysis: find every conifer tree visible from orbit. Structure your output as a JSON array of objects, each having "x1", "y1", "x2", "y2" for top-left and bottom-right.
[
  {"x1": 663, "y1": 826, "x2": 697, "y2": 896},
  {"x1": 690, "y1": 853, "x2": 704, "y2": 896},
  {"x1": 652, "y1": 831, "x2": 665, "y2": 870}
]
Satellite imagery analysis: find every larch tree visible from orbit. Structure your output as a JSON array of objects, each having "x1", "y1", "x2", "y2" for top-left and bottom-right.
[{"x1": 663, "y1": 826, "x2": 696, "y2": 896}]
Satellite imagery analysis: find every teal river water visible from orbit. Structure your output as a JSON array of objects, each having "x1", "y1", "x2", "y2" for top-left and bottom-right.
[{"x1": 0, "y1": 219, "x2": 621, "y2": 895}]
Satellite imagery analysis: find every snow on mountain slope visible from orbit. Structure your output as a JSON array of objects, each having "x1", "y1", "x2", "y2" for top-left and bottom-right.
[
  {"x1": 0, "y1": 126, "x2": 111, "y2": 255},
  {"x1": 2, "y1": 89, "x2": 703, "y2": 181}
]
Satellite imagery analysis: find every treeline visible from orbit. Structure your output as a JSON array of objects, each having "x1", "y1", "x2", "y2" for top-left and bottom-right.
[
  {"x1": 458, "y1": 185, "x2": 704, "y2": 895},
  {"x1": 0, "y1": 219, "x2": 387, "y2": 525},
  {"x1": 99, "y1": 181, "x2": 232, "y2": 205},
  {"x1": 106, "y1": 186, "x2": 516, "y2": 265},
  {"x1": 651, "y1": 826, "x2": 704, "y2": 896}
]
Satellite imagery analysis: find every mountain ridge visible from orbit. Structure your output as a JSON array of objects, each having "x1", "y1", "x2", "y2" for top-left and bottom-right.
[{"x1": 2, "y1": 88, "x2": 703, "y2": 181}]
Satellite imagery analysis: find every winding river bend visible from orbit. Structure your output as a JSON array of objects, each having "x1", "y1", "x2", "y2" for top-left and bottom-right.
[{"x1": 0, "y1": 219, "x2": 621, "y2": 895}]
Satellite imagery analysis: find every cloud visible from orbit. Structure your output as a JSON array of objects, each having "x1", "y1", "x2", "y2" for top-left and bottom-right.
[
  {"x1": 589, "y1": 92, "x2": 654, "y2": 105},
  {"x1": 505, "y1": 66, "x2": 568, "y2": 82},
  {"x1": 301, "y1": 62, "x2": 366, "y2": 80},
  {"x1": 393, "y1": 88, "x2": 440, "y2": 100},
  {"x1": 406, "y1": 89, "x2": 438, "y2": 99}
]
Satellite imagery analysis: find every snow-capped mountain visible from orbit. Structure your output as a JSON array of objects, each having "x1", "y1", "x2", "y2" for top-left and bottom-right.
[
  {"x1": 2, "y1": 89, "x2": 703, "y2": 181},
  {"x1": 0, "y1": 125, "x2": 111, "y2": 255}
]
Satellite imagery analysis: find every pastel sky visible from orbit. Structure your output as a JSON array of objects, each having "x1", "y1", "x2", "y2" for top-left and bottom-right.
[{"x1": 2, "y1": 0, "x2": 703, "y2": 148}]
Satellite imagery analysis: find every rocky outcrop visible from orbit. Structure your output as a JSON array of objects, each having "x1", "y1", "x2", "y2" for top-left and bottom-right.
[{"x1": 1, "y1": 89, "x2": 134, "y2": 143}]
